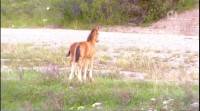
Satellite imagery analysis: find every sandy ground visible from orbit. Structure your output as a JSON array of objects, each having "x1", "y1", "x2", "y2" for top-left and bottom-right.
[{"x1": 1, "y1": 28, "x2": 199, "y2": 52}]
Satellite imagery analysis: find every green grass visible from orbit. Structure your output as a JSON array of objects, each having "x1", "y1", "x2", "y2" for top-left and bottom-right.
[
  {"x1": 1, "y1": 71, "x2": 199, "y2": 111},
  {"x1": 1, "y1": 0, "x2": 199, "y2": 29},
  {"x1": 176, "y1": 0, "x2": 199, "y2": 12}
]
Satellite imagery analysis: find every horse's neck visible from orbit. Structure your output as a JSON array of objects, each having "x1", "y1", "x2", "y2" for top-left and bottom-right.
[
  {"x1": 86, "y1": 41, "x2": 96, "y2": 57},
  {"x1": 87, "y1": 40, "x2": 96, "y2": 46}
]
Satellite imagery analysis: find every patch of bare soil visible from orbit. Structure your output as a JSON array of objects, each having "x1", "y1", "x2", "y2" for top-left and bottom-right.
[{"x1": 101, "y1": 9, "x2": 199, "y2": 37}]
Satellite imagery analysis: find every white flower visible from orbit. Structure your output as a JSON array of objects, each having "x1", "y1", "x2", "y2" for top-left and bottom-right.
[
  {"x1": 163, "y1": 99, "x2": 174, "y2": 105},
  {"x1": 46, "y1": 6, "x2": 50, "y2": 10},
  {"x1": 92, "y1": 102, "x2": 102, "y2": 107},
  {"x1": 163, "y1": 100, "x2": 168, "y2": 105},
  {"x1": 150, "y1": 98, "x2": 156, "y2": 101},
  {"x1": 42, "y1": 19, "x2": 48, "y2": 22}
]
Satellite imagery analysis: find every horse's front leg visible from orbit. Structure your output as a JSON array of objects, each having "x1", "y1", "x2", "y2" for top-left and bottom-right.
[
  {"x1": 89, "y1": 58, "x2": 94, "y2": 82},
  {"x1": 83, "y1": 59, "x2": 89, "y2": 81}
]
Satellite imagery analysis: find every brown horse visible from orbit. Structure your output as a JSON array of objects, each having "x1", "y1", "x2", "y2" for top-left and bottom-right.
[{"x1": 66, "y1": 26, "x2": 99, "y2": 82}]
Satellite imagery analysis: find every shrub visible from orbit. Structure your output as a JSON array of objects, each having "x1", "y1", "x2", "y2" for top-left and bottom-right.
[{"x1": 1, "y1": 0, "x2": 198, "y2": 28}]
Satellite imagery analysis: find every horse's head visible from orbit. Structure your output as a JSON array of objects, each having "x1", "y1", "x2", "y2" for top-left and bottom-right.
[{"x1": 87, "y1": 26, "x2": 100, "y2": 44}]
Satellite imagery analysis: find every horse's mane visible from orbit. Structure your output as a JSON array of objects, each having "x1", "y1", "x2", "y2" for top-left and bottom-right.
[
  {"x1": 87, "y1": 28, "x2": 96, "y2": 42},
  {"x1": 87, "y1": 27, "x2": 98, "y2": 41}
]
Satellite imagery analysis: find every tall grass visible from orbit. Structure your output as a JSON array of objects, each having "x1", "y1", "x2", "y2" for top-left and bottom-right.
[
  {"x1": 1, "y1": 0, "x2": 199, "y2": 28},
  {"x1": 1, "y1": 71, "x2": 199, "y2": 111}
]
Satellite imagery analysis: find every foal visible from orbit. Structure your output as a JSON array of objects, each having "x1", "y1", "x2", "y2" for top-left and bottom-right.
[{"x1": 67, "y1": 26, "x2": 99, "y2": 82}]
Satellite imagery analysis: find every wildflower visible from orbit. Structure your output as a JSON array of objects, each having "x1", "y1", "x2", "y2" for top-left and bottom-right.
[
  {"x1": 42, "y1": 19, "x2": 48, "y2": 22},
  {"x1": 162, "y1": 100, "x2": 168, "y2": 105},
  {"x1": 150, "y1": 98, "x2": 156, "y2": 101},
  {"x1": 92, "y1": 102, "x2": 102, "y2": 107},
  {"x1": 46, "y1": 6, "x2": 50, "y2": 10}
]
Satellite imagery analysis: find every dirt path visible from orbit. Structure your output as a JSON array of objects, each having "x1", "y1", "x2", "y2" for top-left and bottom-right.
[
  {"x1": 2, "y1": 9, "x2": 199, "y2": 51},
  {"x1": 1, "y1": 28, "x2": 199, "y2": 52}
]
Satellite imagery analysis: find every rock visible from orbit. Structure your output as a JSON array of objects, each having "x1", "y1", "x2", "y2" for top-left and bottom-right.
[{"x1": 188, "y1": 102, "x2": 199, "y2": 111}]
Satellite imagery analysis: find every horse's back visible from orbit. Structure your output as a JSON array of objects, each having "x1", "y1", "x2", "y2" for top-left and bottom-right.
[{"x1": 79, "y1": 42, "x2": 95, "y2": 58}]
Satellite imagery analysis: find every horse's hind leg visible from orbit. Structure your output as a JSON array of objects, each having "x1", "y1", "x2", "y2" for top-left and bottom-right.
[
  {"x1": 69, "y1": 62, "x2": 76, "y2": 81},
  {"x1": 77, "y1": 65, "x2": 83, "y2": 82},
  {"x1": 77, "y1": 60, "x2": 83, "y2": 82},
  {"x1": 83, "y1": 60, "x2": 89, "y2": 81}
]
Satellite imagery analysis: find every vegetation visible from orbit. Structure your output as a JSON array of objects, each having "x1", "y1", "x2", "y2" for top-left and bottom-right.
[
  {"x1": 1, "y1": 0, "x2": 199, "y2": 29},
  {"x1": 1, "y1": 43, "x2": 68, "y2": 68},
  {"x1": 2, "y1": 43, "x2": 198, "y2": 81},
  {"x1": 1, "y1": 41, "x2": 199, "y2": 110},
  {"x1": 1, "y1": 71, "x2": 199, "y2": 111}
]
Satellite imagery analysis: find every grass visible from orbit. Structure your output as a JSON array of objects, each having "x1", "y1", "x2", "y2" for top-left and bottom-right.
[
  {"x1": 1, "y1": 0, "x2": 199, "y2": 29},
  {"x1": 115, "y1": 52, "x2": 170, "y2": 79},
  {"x1": 98, "y1": 55, "x2": 113, "y2": 64},
  {"x1": 1, "y1": 43, "x2": 69, "y2": 68},
  {"x1": 1, "y1": 43, "x2": 199, "y2": 110},
  {"x1": 2, "y1": 43, "x2": 198, "y2": 82},
  {"x1": 1, "y1": 71, "x2": 199, "y2": 111},
  {"x1": 1, "y1": 44, "x2": 165, "y2": 79},
  {"x1": 175, "y1": 0, "x2": 199, "y2": 12}
]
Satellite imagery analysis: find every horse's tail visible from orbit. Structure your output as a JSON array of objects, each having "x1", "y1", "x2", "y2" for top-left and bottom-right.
[
  {"x1": 66, "y1": 50, "x2": 70, "y2": 57},
  {"x1": 75, "y1": 45, "x2": 80, "y2": 62}
]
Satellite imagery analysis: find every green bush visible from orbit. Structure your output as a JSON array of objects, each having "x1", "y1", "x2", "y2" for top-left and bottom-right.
[
  {"x1": 143, "y1": 0, "x2": 171, "y2": 23},
  {"x1": 1, "y1": 0, "x2": 198, "y2": 28}
]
